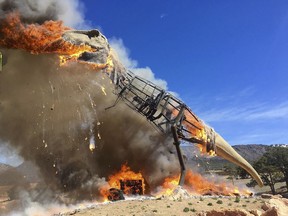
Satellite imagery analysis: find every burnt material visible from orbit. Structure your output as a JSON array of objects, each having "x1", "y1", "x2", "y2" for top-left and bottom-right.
[
  {"x1": 107, "y1": 188, "x2": 125, "y2": 201},
  {"x1": 120, "y1": 179, "x2": 143, "y2": 195}
]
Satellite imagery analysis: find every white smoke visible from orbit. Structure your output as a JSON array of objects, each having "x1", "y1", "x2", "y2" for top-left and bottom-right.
[
  {"x1": 56, "y1": 0, "x2": 87, "y2": 28},
  {"x1": 6, "y1": 190, "x2": 89, "y2": 216},
  {"x1": 0, "y1": 142, "x2": 23, "y2": 166},
  {"x1": 109, "y1": 38, "x2": 168, "y2": 90},
  {"x1": 0, "y1": 0, "x2": 87, "y2": 28}
]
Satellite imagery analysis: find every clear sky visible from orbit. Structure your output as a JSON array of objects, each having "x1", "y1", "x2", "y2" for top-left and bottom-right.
[{"x1": 81, "y1": 0, "x2": 288, "y2": 145}]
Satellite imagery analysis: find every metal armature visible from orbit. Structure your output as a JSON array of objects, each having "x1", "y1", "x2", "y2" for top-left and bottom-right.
[{"x1": 107, "y1": 70, "x2": 216, "y2": 185}]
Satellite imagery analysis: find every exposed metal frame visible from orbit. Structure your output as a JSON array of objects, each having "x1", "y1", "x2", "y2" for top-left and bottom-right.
[{"x1": 106, "y1": 70, "x2": 216, "y2": 185}]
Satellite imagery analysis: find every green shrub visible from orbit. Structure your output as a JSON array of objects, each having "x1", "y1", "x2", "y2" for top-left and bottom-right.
[
  {"x1": 235, "y1": 196, "x2": 241, "y2": 203},
  {"x1": 207, "y1": 203, "x2": 213, "y2": 206},
  {"x1": 190, "y1": 208, "x2": 196, "y2": 212},
  {"x1": 183, "y1": 207, "x2": 190, "y2": 212},
  {"x1": 216, "y1": 200, "x2": 223, "y2": 204}
]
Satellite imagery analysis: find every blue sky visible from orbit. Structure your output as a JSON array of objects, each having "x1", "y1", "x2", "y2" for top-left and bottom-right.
[{"x1": 81, "y1": 0, "x2": 288, "y2": 144}]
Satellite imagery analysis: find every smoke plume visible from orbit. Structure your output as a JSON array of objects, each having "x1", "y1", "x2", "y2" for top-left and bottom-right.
[
  {"x1": 0, "y1": 0, "x2": 180, "y2": 203},
  {"x1": 109, "y1": 38, "x2": 168, "y2": 89},
  {"x1": 0, "y1": 49, "x2": 178, "y2": 201},
  {"x1": 0, "y1": 0, "x2": 86, "y2": 27}
]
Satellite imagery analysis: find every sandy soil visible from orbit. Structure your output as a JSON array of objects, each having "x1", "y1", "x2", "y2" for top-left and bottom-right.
[
  {"x1": 1, "y1": 180, "x2": 287, "y2": 215},
  {"x1": 58, "y1": 196, "x2": 268, "y2": 216}
]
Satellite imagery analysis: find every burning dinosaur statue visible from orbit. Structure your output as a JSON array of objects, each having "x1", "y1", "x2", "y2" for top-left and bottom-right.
[
  {"x1": 0, "y1": 14, "x2": 263, "y2": 189},
  {"x1": 62, "y1": 29, "x2": 264, "y2": 188}
]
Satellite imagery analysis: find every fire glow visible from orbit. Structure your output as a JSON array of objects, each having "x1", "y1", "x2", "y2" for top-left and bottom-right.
[
  {"x1": 155, "y1": 169, "x2": 253, "y2": 197},
  {"x1": 107, "y1": 164, "x2": 145, "y2": 195},
  {"x1": 0, "y1": 13, "x2": 113, "y2": 69},
  {"x1": 100, "y1": 164, "x2": 252, "y2": 200},
  {"x1": 0, "y1": 13, "x2": 93, "y2": 55}
]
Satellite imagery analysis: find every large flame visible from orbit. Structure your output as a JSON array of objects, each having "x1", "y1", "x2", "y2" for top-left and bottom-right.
[
  {"x1": 100, "y1": 164, "x2": 146, "y2": 200},
  {"x1": 156, "y1": 169, "x2": 252, "y2": 197},
  {"x1": 0, "y1": 13, "x2": 93, "y2": 55},
  {"x1": 0, "y1": 12, "x2": 114, "y2": 69},
  {"x1": 101, "y1": 165, "x2": 252, "y2": 200},
  {"x1": 171, "y1": 109, "x2": 213, "y2": 155}
]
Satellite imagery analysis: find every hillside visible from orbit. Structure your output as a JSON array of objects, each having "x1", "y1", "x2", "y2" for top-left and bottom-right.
[
  {"x1": 232, "y1": 144, "x2": 271, "y2": 162},
  {"x1": 0, "y1": 161, "x2": 41, "y2": 186},
  {"x1": 0, "y1": 163, "x2": 12, "y2": 174},
  {"x1": 182, "y1": 144, "x2": 275, "y2": 170}
]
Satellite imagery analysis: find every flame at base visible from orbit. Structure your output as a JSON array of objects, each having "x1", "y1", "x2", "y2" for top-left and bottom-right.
[
  {"x1": 99, "y1": 164, "x2": 252, "y2": 201},
  {"x1": 100, "y1": 164, "x2": 146, "y2": 200},
  {"x1": 154, "y1": 169, "x2": 253, "y2": 197}
]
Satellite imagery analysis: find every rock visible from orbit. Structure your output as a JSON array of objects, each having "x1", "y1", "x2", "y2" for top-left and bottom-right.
[
  {"x1": 267, "y1": 198, "x2": 288, "y2": 216},
  {"x1": 171, "y1": 186, "x2": 190, "y2": 200},
  {"x1": 261, "y1": 206, "x2": 278, "y2": 216},
  {"x1": 157, "y1": 186, "x2": 190, "y2": 201},
  {"x1": 260, "y1": 197, "x2": 288, "y2": 216},
  {"x1": 262, "y1": 202, "x2": 272, "y2": 211},
  {"x1": 261, "y1": 194, "x2": 273, "y2": 199},
  {"x1": 250, "y1": 209, "x2": 262, "y2": 216},
  {"x1": 69, "y1": 210, "x2": 76, "y2": 215}
]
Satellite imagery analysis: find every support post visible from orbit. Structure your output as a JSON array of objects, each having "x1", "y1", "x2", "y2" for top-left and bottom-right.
[{"x1": 171, "y1": 125, "x2": 186, "y2": 186}]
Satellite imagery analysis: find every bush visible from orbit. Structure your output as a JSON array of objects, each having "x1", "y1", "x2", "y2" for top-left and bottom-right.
[
  {"x1": 235, "y1": 196, "x2": 241, "y2": 203},
  {"x1": 183, "y1": 207, "x2": 189, "y2": 212},
  {"x1": 216, "y1": 200, "x2": 223, "y2": 204}
]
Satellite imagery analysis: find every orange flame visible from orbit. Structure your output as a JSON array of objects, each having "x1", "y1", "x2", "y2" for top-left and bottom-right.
[
  {"x1": 99, "y1": 164, "x2": 146, "y2": 200},
  {"x1": 0, "y1": 12, "x2": 93, "y2": 55},
  {"x1": 171, "y1": 108, "x2": 213, "y2": 154},
  {"x1": 107, "y1": 164, "x2": 145, "y2": 194},
  {"x1": 157, "y1": 169, "x2": 252, "y2": 197},
  {"x1": 0, "y1": 12, "x2": 115, "y2": 70}
]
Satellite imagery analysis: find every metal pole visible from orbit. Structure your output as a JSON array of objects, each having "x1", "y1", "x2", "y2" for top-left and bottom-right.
[{"x1": 171, "y1": 125, "x2": 186, "y2": 186}]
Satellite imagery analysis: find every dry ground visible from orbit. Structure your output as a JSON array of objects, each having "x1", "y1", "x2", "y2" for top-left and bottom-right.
[
  {"x1": 60, "y1": 196, "x2": 267, "y2": 216},
  {"x1": 0, "y1": 179, "x2": 287, "y2": 215}
]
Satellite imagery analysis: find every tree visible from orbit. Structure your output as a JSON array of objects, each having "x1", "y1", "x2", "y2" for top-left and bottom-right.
[
  {"x1": 223, "y1": 165, "x2": 237, "y2": 185},
  {"x1": 251, "y1": 150, "x2": 284, "y2": 194},
  {"x1": 236, "y1": 167, "x2": 249, "y2": 179},
  {"x1": 263, "y1": 147, "x2": 288, "y2": 191}
]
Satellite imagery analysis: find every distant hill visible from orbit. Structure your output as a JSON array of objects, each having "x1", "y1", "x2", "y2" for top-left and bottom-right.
[
  {"x1": 0, "y1": 163, "x2": 12, "y2": 174},
  {"x1": 232, "y1": 144, "x2": 271, "y2": 163},
  {"x1": 0, "y1": 161, "x2": 41, "y2": 186},
  {"x1": 181, "y1": 144, "x2": 280, "y2": 170}
]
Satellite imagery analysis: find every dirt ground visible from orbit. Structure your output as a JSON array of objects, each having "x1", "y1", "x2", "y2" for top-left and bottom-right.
[
  {"x1": 59, "y1": 196, "x2": 267, "y2": 216},
  {"x1": 0, "y1": 179, "x2": 287, "y2": 216}
]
